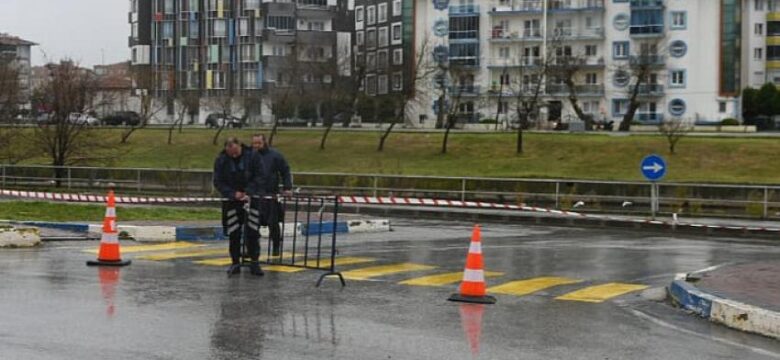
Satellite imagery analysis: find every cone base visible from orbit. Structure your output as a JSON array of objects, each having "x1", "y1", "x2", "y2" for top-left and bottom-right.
[
  {"x1": 87, "y1": 259, "x2": 132, "y2": 267},
  {"x1": 448, "y1": 293, "x2": 497, "y2": 304}
]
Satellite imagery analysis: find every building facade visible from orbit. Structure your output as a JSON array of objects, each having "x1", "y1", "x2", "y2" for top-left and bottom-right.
[
  {"x1": 396, "y1": 0, "x2": 746, "y2": 128},
  {"x1": 741, "y1": 0, "x2": 780, "y2": 89},
  {"x1": 130, "y1": 0, "x2": 352, "y2": 124},
  {"x1": 0, "y1": 33, "x2": 36, "y2": 111}
]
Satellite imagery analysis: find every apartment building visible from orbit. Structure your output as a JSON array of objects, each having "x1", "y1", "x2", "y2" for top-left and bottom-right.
[
  {"x1": 129, "y1": 0, "x2": 352, "y2": 123},
  {"x1": 742, "y1": 0, "x2": 780, "y2": 89},
  {"x1": 399, "y1": 0, "x2": 743, "y2": 128},
  {"x1": 0, "y1": 33, "x2": 37, "y2": 111}
]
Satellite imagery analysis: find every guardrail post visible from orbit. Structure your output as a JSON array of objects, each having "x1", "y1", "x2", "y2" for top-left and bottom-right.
[
  {"x1": 461, "y1": 178, "x2": 466, "y2": 202},
  {"x1": 650, "y1": 183, "x2": 658, "y2": 219},
  {"x1": 373, "y1": 176, "x2": 378, "y2": 198},
  {"x1": 555, "y1": 182, "x2": 560, "y2": 209},
  {"x1": 1, "y1": 165, "x2": 5, "y2": 188},
  {"x1": 67, "y1": 167, "x2": 71, "y2": 189},
  {"x1": 764, "y1": 187, "x2": 769, "y2": 219},
  {"x1": 137, "y1": 169, "x2": 142, "y2": 192}
]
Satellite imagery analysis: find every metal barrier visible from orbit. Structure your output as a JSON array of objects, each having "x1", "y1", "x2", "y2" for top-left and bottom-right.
[
  {"x1": 1, "y1": 164, "x2": 779, "y2": 220},
  {"x1": 246, "y1": 195, "x2": 344, "y2": 287}
]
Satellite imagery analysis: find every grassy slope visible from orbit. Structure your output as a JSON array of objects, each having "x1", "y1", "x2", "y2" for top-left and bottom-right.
[{"x1": 17, "y1": 128, "x2": 780, "y2": 183}]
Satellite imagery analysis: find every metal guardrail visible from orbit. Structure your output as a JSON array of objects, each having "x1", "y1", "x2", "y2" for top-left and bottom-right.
[{"x1": 0, "y1": 164, "x2": 778, "y2": 220}]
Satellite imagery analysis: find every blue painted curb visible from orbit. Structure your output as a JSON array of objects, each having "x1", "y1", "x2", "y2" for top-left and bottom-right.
[
  {"x1": 176, "y1": 226, "x2": 226, "y2": 241},
  {"x1": 301, "y1": 221, "x2": 349, "y2": 236},
  {"x1": 17, "y1": 221, "x2": 90, "y2": 234},
  {"x1": 668, "y1": 279, "x2": 714, "y2": 318}
]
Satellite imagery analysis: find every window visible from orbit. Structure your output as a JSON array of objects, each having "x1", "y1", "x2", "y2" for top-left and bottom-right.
[
  {"x1": 244, "y1": 71, "x2": 257, "y2": 89},
  {"x1": 191, "y1": 20, "x2": 200, "y2": 38},
  {"x1": 500, "y1": 73, "x2": 510, "y2": 85},
  {"x1": 244, "y1": 0, "x2": 260, "y2": 10},
  {"x1": 356, "y1": 31, "x2": 365, "y2": 46},
  {"x1": 613, "y1": 13, "x2": 629, "y2": 31},
  {"x1": 377, "y1": 50, "x2": 388, "y2": 68},
  {"x1": 163, "y1": 22, "x2": 174, "y2": 39},
  {"x1": 254, "y1": 19, "x2": 263, "y2": 36},
  {"x1": 392, "y1": 71, "x2": 402, "y2": 91},
  {"x1": 241, "y1": 44, "x2": 255, "y2": 62},
  {"x1": 378, "y1": 75, "x2": 388, "y2": 94},
  {"x1": 367, "y1": 5, "x2": 376, "y2": 25},
  {"x1": 378, "y1": 3, "x2": 387, "y2": 23},
  {"x1": 267, "y1": 16, "x2": 294, "y2": 30},
  {"x1": 392, "y1": 48, "x2": 403, "y2": 65},
  {"x1": 392, "y1": 0, "x2": 402, "y2": 16},
  {"x1": 756, "y1": 23, "x2": 764, "y2": 36},
  {"x1": 213, "y1": 20, "x2": 226, "y2": 37},
  {"x1": 613, "y1": 41, "x2": 629, "y2": 59},
  {"x1": 308, "y1": 21, "x2": 325, "y2": 31},
  {"x1": 756, "y1": 0, "x2": 765, "y2": 11},
  {"x1": 366, "y1": 28, "x2": 377, "y2": 49},
  {"x1": 670, "y1": 70, "x2": 685, "y2": 88},
  {"x1": 213, "y1": 71, "x2": 225, "y2": 89},
  {"x1": 164, "y1": 0, "x2": 174, "y2": 13},
  {"x1": 585, "y1": 73, "x2": 597, "y2": 85},
  {"x1": 273, "y1": 45, "x2": 286, "y2": 56},
  {"x1": 585, "y1": 45, "x2": 597, "y2": 56},
  {"x1": 391, "y1": 23, "x2": 402, "y2": 45},
  {"x1": 356, "y1": 6, "x2": 364, "y2": 22},
  {"x1": 378, "y1": 26, "x2": 389, "y2": 47},
  {"x1": 669, "y1": 99, "x2": 686, "y2": 116},
  {"x1": 719, "y1": 101, "x2": 727, "y2": 113},
  {"x1": 499, "y1": 47, "x2": 509, "y2": 58},
  {"x1": 367, "y1": 52, "x2": 376, "y2": 70},
  {"x1": 239, "y1": 18, "x2": 249, "y2": 36},
  {"x1": 669, "y1": 40, "x2": 688, "y2": 58},
  {"x1": 671, "y1": 12, "x2": 686, "y2": 30},
  {"x1": 365, "y1": 75, "x2": 376, "y2": 95},
  {"x1": 612, "y1": 99, "x2": 628, "y2": 117},
  {"x1": 755, "y1": 48, "x2": 764, "y2": 60}
]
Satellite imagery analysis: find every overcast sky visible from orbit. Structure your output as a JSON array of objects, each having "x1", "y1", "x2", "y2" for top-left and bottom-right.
[{"x1": 0, "y1": 0, "x2": 129, "y2": 67}]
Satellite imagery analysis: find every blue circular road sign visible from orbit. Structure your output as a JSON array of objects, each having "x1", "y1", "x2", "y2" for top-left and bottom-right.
[{"x1": 640, "y1": 154, "x2": 667, "y2": 181}]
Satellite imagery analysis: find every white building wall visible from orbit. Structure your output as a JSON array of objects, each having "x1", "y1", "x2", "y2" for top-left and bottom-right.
[{"x1": 743, "y1": 0, "x2": 768, "y2": 88}]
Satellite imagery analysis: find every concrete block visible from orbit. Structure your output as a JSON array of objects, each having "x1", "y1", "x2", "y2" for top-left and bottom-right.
[
  {"x1": 0, "y1": 227, "x2": 41, "y2": 248},
  {"x1": 710, "y1": 299, "x2": 780, "y2": 340}
]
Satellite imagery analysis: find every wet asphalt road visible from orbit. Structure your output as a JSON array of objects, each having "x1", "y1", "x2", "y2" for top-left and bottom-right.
[{"x1": 1, "y1": 219, "x2": 780, "y2": 359}]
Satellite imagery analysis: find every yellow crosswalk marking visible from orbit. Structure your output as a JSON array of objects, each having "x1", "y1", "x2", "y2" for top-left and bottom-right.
[
  {"x1": 261, "y1": 265, "x2": 306, "y2": 273},
  {"x1": 194, "y1": 252, "x2": 296, "y2": 267},
  {"x1": 556, "y1": 283, "x2": 649, "y2": 303},
  {"x1": 342, "y1": 263, "x2": 436, "y2": 280},
  {"x1": 137, "y1": 248, "x2": 226, "y2": 261},
  {"x1": 399, "y1": 271, "x2": 504, "y2": 287},
  {"x1": 83, "y1": 241, "x2": 203, "y2": 254},
  {"x1": 488, "y1": 277, "x2": 581, "y2": 296},
  {"x1": 314, "y1": 257, "x2": 376, "y2": 269}
]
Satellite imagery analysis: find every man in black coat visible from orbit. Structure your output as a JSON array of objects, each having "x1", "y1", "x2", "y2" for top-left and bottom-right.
[
  {"x1": 251, "y1": 134, "x2": 292, "y2": 256},
  {"x1": 213, "y1": 137, "x2": 265, "y2": 276}
]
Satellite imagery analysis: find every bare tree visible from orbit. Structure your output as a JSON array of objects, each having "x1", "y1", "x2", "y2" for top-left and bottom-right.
[
  {"x1": 617, "y1": 40, "x2": 665, "y2": 132},
  {"x1": 548, "y1": 36, "x2": 595, "y2": 130},
  {"x1": 0, "y1": 55, "x2": 21, "y2": 121},
  {"x1": 207, "y1": 95, "x2": 241, "y2": 146},
  {"x1": 316, "y1": 43, "x2": 363, "y2": 151},
  {"x1": 440, "y1": 64, "x2": 472, "y2": 154},
  {"x1": 167, "y1": 92, "x2": 199, "y2": 145},
  {"x1": 32, "y1": 61, "x2": 112, "y2": 184},
  {"x1": 659, "y1": 118, "x2": 692, "y2": 154},
  {"x1": 120, "y1": 68, "x2": 164, "y2": 144},
  {"x1": 378, "y1": 36, "x2": 438, "y2": 152}
]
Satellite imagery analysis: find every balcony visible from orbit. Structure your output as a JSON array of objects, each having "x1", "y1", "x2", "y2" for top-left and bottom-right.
[
  {"x1": 629, "y1": 55, "x2": 665, "y2": 66},
  {"x1": 636, "y1": 84, "x2": 665, "y2": 96},
  {"x1": 489, "y1": 29, "x2": 543, "y2": 42},
  {"x1": 449, "y1": 85, "x2": 481, "y2": 97},
  {"x1": 450, "y1": 57, "x2": 480, "y2": 67},
  {"x1": 630, "y1": 23, "x2": 664, "y2": 37},
  {"x1": 489, "y1": 0, "x2": 542, "y2": 14},
  {"x1": 549, "y1": 0, "x2": 605, "y2": 12},
  {"x1": 487, "y1": 57, "x2": 543, "y2": 68},
  {"x1": 630, "y1": 0, "x2": 664, "y2": 9},
  {"x1": 449, "y1": 4, "x2": 480, "y2": 16},
  {"x1": 635, "y1": 112, "x2": 664, "y2": 124},
  {"x1": 545, "y1": 84, "x2": 604, "y2": 96}
]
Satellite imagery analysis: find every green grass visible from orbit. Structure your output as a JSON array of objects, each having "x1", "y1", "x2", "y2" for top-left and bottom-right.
[
  {"x1": 0, "y1": 201, "x2": 219, "y2": 222},
  {"x1": 10, "y1": 128, "x2": 780, "y2": 184}
]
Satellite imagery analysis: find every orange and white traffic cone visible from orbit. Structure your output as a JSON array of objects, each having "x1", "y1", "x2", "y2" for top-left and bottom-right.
[
  {"x1": 448, "y1": 225, "x2": 496, "y2": 304},
  {"x1": 87, "y1": 190, "x2": 131, "y2": 267}
]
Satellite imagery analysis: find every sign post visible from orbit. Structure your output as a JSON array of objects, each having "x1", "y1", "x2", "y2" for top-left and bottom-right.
[{"x1": 640, "y1": 154, "x2": 667, "y2": 219}]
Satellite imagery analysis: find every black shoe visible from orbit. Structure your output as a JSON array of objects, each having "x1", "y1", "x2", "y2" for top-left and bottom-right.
[
  {"x1": 272, "y1": 243, "x2": 281, "y2": 257},
  {"x1": 249, "y1": 262, "x2": 265, "y2": 276},
  {"x1": 227, "y1": 264, "x2": 241, "y2": 276}
]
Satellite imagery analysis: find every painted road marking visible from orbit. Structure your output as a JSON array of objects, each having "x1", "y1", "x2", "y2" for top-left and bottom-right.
[
  {"x1": 488, "y1": 277, "x2": 581, "y2": 296},
  {"x1": 342, "y1": 263, "x2": 436, "y2": 280},
  {"x1": 555, "y1": 283, "x2": 649, "y2": 303},
  {"x1": 313, "y1": 257, "x2": 376, "y2": 269},
  {"x1": 399, "y1": 271, "x2": 504, "y2": 287},
  {"x1": 194, "y1": 252, "x2": 297, "y2": 267},
  {"x1": 83, "y1": 241, "x2": 203, "y2": 254},
  {"x1": 137, "y1": 248, "x2": 226, "y2": 261}
]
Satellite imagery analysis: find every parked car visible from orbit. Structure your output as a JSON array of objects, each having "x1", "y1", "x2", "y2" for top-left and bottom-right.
[
  {"x1": 67, "y1": 113, "x2": 100, "y2": 126},
  {"x1": 102, "y1": 111, "x2": 141, "y2": 126},
  {"x1": 205, "y1": 113, "x2": 243, "y2": 129}
]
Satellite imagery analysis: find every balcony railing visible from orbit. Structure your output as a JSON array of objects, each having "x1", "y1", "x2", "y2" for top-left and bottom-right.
[
  {"x1": 629, "y1": 55, "x2": 665, "y2": 66},
  {"x1": 449, "y1": 4, "x2": 480, "y2": 15},
  {"x1": 487, "y1": 57, "x2": 543, "y2": 67},
  {"x1": 490, "y1": 29, "x2": 542, "y2": 40},
  {"x1": 490, "y1": 1, "x2": 542, "y2": 14},
  {"x1": 545, "y1": 84, "x2": 604, "y2": 96},
  {"x1": 637, "y1": 84, "x2": 665, "y2": 96},
  {"x1": 635, "y1": 112, "x2": 664, "y2": 123},
  {"x1": 491, "y1": 0, "x2": 604, "y2": 13},
  {"x1": 630, "y1": 24, "x2": 664, "y2": 36},
  {"x1": 630, "y1": 0, "x2": 664, "y2": 8},
  {"x1": 549, "y1": 0, "x2": 605, "y2": 11},
  {"x1": 449, "y1": 85, "x2": 482, "y2": 96}
]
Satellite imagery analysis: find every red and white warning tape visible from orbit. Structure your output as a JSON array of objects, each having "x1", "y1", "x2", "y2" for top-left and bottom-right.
[{"x1": 2, "y1": 189, "x2": 778, "y2": 233}]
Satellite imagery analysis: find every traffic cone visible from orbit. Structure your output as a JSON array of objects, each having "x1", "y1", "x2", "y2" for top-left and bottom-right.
[
  {"x1": 87, "y1": 190, "x2": 131, "y2": 267},
  {"x1": 448, "y1": 225, "x2": 496, "y2": 304}
]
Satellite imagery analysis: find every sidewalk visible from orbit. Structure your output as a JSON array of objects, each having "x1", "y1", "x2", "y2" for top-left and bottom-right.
[{"x1": 669, "y1": 262, "x2": 780, "y2": 340}]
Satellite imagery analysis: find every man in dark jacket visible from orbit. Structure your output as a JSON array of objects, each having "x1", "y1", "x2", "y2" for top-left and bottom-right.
[
  {"x1": 251, "y1": 134, "x2": 292, "y2": 256},
  {"x1": 213, "y1": 137, "x2": 265, "y2": 276}
]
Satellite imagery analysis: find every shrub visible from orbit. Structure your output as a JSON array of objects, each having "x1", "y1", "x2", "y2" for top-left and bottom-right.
[
  {"x1": 720, "y1": 118, "x2": 739, "y2": 126},
  {"x1": 479, "y1": 118, "x2": 497, "y2": 124}
]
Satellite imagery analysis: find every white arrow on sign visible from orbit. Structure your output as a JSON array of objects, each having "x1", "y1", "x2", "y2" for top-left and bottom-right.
[{"x1": 643, "y1": 162, "x2": 664, "y2": 174}]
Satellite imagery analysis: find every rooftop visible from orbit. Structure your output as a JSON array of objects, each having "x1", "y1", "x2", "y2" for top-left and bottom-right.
[{"x1": 0, "y1": 33, "x2": 37, "y2": 47}]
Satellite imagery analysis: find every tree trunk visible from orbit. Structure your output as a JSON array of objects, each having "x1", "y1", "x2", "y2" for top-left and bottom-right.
[
  {"x1": 565, "y1": 81, "x2": 593, "y2": 130},
  {"x1": 516, "y1": 111, "x2": 528, "y2": 154},
  {"x1": 269, "y1": 117, "x2": 280, "y2": 146},
  {"x1": 120, "y1": 127, "x2": 138, "y2": 144},
  {"x1": 619, "y1": 100, "x2": 640, "y2": 132},
  {"x1": 441, "y1": 118, "x2": 452, "y2": 154},
  {"x1": 212, "y1": 123, "x2": 227, "y2": 146},
  {"x1": 320, "y1": 121, "x2": 334, "y2": 150},
  {"x1": 377, "y1": 122, "x2": 396, "y2": 151}
]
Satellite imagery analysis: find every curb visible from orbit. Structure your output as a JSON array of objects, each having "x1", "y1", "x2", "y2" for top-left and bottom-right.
[
  {"x1": 668, "y1": 278, "x2": 780, "y2": 340},
  {"x1": 11, "y1": 219, "x2": 391, "y2": 242}
]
